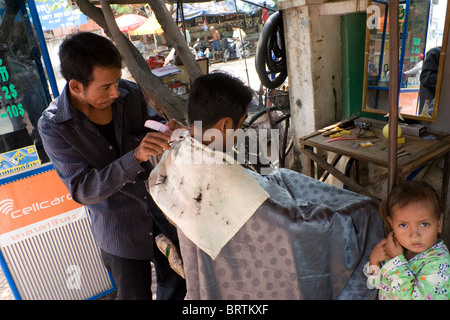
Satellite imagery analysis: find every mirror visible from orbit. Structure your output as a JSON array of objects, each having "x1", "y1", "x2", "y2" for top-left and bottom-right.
[{"x1": 363, "y1": 0, "x2": 450, "y2": 122}]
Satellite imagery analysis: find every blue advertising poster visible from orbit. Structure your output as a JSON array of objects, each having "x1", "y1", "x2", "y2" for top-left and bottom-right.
[
  {"x1": 0, "y1": 145, "x2": 41, "y2": 176},
  {"x1": 35, "y1": 0, "x2": 87, "y2": 31}
]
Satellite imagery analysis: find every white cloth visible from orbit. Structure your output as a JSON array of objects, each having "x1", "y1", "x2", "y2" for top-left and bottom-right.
[
  {"x1": 404, "y1": 60, "x2": 423, "y2": 76},
  {"x1": 148, "y1": 131, "x2": 269, "y2": 260},
  {"x1": 232, "y1": 28, "x2": 246, "y2": 41}
]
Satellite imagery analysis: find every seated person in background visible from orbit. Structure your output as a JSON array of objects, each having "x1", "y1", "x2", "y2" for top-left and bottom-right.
[
  {"x1": 148, "y1": 72, "x2": 384, "y2": 300},
  {"x1": 419, "y1": 46, "x2": 441, "y2": 115}
]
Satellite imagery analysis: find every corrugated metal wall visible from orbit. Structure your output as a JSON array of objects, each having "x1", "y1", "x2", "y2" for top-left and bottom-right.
[{"x1": 1, "y1": 214, "x2": 112, "y2": 300}]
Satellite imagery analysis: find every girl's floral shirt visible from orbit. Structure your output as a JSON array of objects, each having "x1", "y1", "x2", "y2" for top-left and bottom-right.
[{"x1": 364, "y1": 240, "x2": 450, "y2": 300}]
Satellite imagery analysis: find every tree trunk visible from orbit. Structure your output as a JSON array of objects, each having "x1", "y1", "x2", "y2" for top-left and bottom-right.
[{"x1": 146, "y1": 0, "x2": 204, "y2": 80}]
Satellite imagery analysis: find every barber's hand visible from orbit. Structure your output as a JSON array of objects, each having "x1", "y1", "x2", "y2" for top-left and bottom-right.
[
  {"x1": 385, "y1": 231, "x2": 404, "y2": 258},
  {"x1": 133, "y1": 131, "x2": 172, "y2": 163},
  {"x1": 166, "y1": 119, "x2": 189, "y2": 132}
]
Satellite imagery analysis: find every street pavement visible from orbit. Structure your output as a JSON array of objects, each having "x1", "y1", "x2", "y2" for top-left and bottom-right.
[{"x1": 209, "y1": 55, "x2": 262, "y2": 91}]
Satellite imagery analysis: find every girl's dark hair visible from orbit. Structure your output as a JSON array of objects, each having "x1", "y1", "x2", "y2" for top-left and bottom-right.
[
  {"x1": 59, "y1": 32, "x2": 122, "y2": 88},
  {"x1": 188, "y1": 72, "x2": 253, "y2": 129},
  {"x1": 379, "y1": 180, "x2": 442, "y2": 231}
]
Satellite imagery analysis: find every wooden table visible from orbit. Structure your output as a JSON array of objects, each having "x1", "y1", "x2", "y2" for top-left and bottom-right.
[{"x1": 299, "y1": 116, "x2": 450, "y2": 208}]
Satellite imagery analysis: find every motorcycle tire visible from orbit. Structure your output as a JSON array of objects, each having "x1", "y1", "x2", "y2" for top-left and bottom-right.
[
  {"x1": 223, "y1": 49, "x2": 230, "y2": 62},
  {"x1": 255, "y1": 11, "x2": 288, "y2": 89},
  {"x1": 243, "y1": 47, "x2": 250, "y2": 59},
  {"x1": 266, "y1": 26, "x2": 286, "y2": 73}
]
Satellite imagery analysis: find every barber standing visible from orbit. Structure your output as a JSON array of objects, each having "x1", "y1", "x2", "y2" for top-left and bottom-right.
[{"x1": 38, "y1": 32, "x2": 186, "y2": 300}]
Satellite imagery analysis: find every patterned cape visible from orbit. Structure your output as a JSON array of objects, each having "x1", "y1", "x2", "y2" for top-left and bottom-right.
[{"x1": 149, "y1": 134, "x2": 385, "y2": 299}]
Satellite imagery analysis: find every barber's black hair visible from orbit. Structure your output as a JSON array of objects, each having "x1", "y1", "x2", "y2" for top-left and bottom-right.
[
  {"x1": 188, "y1": 72, "x2": 252, "y2": 129},
  {"x1": 58, "y1": 32, "x2": 122, "y2": 88}
]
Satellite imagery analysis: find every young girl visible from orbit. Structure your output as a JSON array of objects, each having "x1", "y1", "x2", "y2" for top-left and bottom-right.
[{"x1": 364, "y1": 180, "x2": 450, "y2": 299}]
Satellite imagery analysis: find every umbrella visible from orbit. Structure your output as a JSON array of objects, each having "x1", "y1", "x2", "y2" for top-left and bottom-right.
[
  {"x1": 129, "y1": 17, "x2": 164, "y2": 53},
  {"x1": 115, "y1": 14, "x2": 147, "y2": 32},
  {"x1": 129, "y1": 17, "x2": 164, "y2": 36}
]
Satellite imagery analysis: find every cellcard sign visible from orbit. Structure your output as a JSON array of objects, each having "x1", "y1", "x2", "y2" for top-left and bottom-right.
[
  {"x1": 0, "y1": 170, "x2": 84, "y2": 247},
  {"x1": 35, "y1": 0, "x2": 87, "y2": 31}
]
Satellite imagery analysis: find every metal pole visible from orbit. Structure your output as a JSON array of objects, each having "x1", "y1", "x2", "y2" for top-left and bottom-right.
[
  {"x1": 27, "y1": 0, "x2": 60, "y2": 99},
  {"x1": 388, "y1": 0, "x2": 399, "y2": 194},
  {"x1": 233, "y1": 0, "x2": 250, "y2": 85}
]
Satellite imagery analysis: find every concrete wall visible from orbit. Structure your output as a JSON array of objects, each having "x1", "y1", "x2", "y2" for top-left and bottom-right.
[
  {"x1": 280, "y1": 0, "x2": 343, "y2": 151},
  {"x1": 279, "y1": 0, "x2": 369, "y2": 172}
]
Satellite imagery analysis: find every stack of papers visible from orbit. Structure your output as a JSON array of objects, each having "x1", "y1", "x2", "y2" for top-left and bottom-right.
[{"x1": 151, "y1": 65, "x2": 181, "y2": 77}]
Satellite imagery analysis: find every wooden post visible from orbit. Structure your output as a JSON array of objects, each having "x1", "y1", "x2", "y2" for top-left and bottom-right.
[{"x1": 388, "y1": 0, "x2": 399, "y2": 195}]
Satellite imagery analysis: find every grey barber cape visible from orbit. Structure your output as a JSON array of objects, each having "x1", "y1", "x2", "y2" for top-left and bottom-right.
[{"x1": 149, "y1": 132, "x2": 384, "y2": 299}]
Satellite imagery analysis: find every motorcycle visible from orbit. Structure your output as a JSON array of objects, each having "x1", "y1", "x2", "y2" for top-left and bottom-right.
[
  {"x1": 193, "y1": 38, "x2": 211, "y2": 59},
  {"x1": 222, "y1": 38, "x2": 251, "y2": 62},
  {"x1": 163, "y1": 45, "x2": 197, "y2": 65}
]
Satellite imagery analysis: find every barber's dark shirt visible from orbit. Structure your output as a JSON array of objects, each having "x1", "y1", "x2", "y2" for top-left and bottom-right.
[
  {"x1": 38, "y1": 79, "x2": 173, "y2": 260},
  {"x1": 93, "y1": 120, "x2": 120, "y2": 154}
]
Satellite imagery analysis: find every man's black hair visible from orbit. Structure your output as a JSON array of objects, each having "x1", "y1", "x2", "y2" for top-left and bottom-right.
[
  {"x1": 58, "y1": 32, "x2": 122, "y2": 88},
  {"x1": 188, "y1": 72, "x2": 253, "y2": 129}
]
